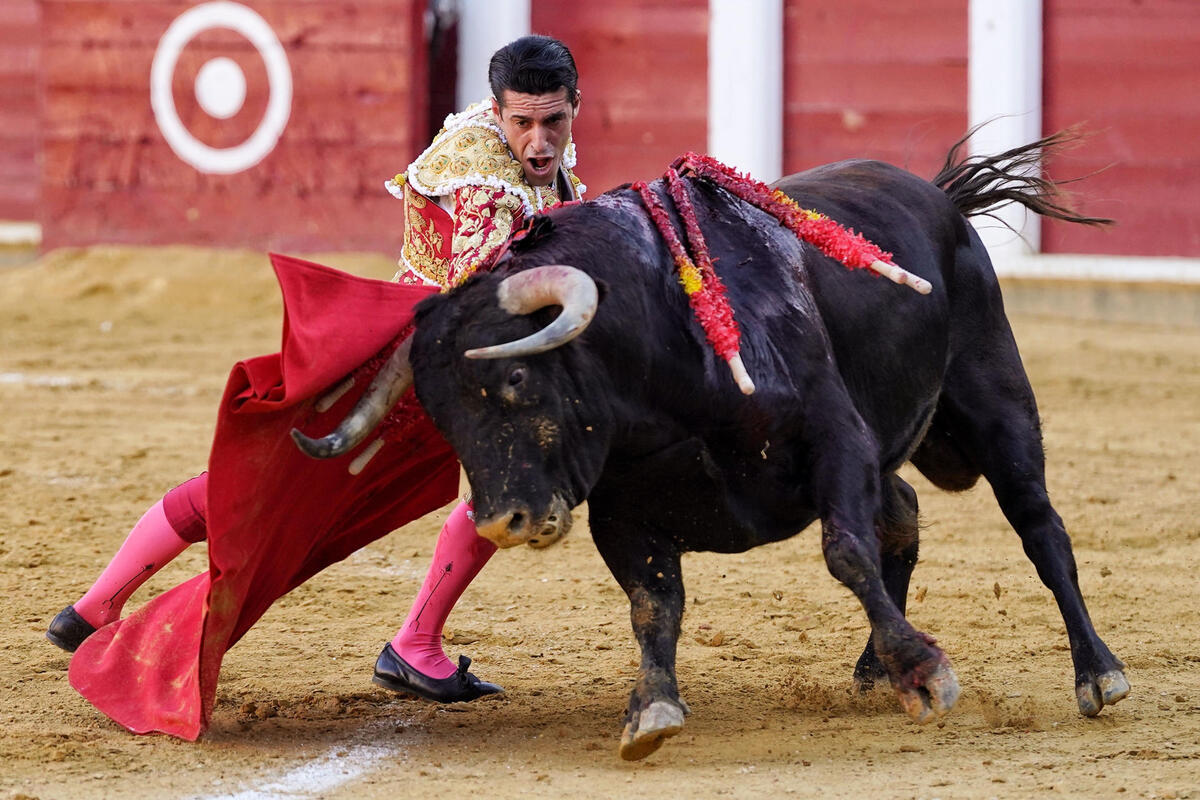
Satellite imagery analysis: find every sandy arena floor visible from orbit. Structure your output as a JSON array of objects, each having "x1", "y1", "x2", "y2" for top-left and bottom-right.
[{"x1": 1, "y1": 247, "x2": 1198, "y2": 799}]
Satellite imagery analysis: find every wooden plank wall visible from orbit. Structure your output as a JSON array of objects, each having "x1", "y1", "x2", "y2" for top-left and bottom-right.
[
  {"x1": 30, "y1": 1, "x2": 1200, "y2": 258},
  {"x1": 1044, "y1": 0, "x2": 1200, "y2": 257},
  {"x1": 0, "y1": 0, "x2": 40, "y2": 222},
  {"x1": 40, "y1": 0, "x2": 427, "y2": 252},
  {"x1": 782, "y1": 0, "x2": 967, "y2": 181},
  {"x1": 532, "y1": 0, "x2": 709, "y2": 195}
]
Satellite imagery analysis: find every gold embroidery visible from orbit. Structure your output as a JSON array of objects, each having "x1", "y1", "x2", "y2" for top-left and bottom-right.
[
  {"x1": 406, "y1": 103, "x2": 578, "y2": 214},
  {"x1": 400, "y1": 184, "x2": 450, "y2": 286},
  {"x1": 448, "y1": 186, "x2": 523, "y2": 286},
  {"x1": 393, "y1": 267, "x2": 435, "y2": 285},
  {"x1": 532, "y1": 182, "x2": 563, "y2": 210},
  {"x1": 389, "y1": 100, "x2": 584, "y2": 288},
  {"x1": 413, "y1": 125, "x2": 525, "y2": 197}
]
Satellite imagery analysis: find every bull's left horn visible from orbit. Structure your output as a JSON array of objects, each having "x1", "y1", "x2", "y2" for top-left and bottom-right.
[
  {"x1": 291, "y1": 335, "x2": 414, "y2": 459},
  {"x1": 464, "y1": 265, "x2": 598, "y2": 360}
]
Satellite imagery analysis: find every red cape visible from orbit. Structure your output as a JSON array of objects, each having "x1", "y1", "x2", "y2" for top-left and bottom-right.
[{"x1": 69, "y1": 254, "x2": 459, "y2": 739}]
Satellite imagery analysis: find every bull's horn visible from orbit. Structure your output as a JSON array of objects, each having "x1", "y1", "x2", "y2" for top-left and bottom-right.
[
  {"x1": 464, "y1": 265, "x2": 598, "y2": 360},
  {"x1": 291, "y1": 335, "x2": 414, "y2": 459}
]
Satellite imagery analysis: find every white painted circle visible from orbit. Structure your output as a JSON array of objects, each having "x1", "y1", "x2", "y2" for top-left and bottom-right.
[
  {"x1": 150, "y1": 2, "x2": 292, "y2": 175},
  {"x1": 194, "y1": 56, "x2": 246, "y2": 119}
]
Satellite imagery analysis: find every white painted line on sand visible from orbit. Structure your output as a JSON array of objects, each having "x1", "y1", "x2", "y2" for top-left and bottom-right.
[
  {"x1": 0, "y1": 372, "x2": 78, "y2": 387},
  {"x1": 191, "y1": 719, "x2": 415, "y2": 800},
  {"x1": 0, "y1": 372, "x2": 203, "y2": 396},
  {"x1": 340, "y1": 548, "x2": 427, "y2": 581}
]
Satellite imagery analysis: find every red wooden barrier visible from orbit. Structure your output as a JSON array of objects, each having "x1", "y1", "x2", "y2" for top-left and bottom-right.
[
  {"x1": 1044, "y1": 0, "x2": 1200, "y2": 256},
  {"x1": 533, "y1": 0, "x2": 709, "y2": 195},
  {"x1": 27, "y1": 1, "x2": 1200, "y2": 259},
  {"x1": 782, "y1": 0, "x2": 968, "y2": 180},
  {"x1": 0, "y1": 0, "x2": 40, "y2": 223},
  {"x1": 40, "y1": 0, "x2": 427, "y2": 252}
]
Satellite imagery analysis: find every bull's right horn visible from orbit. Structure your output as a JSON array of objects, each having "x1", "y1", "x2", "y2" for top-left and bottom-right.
[
  {"x1": 464, "y1": 265, "x2": 598, "y2": 360},
  {"x1": 291, "y1": 335, "x2": 414, "y2": 460}
]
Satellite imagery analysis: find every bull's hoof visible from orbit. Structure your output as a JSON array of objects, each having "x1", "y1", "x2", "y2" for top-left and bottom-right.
[
  {"x1": 619, "y1": 700, "x2": 685, "y2": 761},
  {"x1": 1076, "y1": 669, "x2": 1130, "y2": 717},
  {"x1": 895, "y1": 661, "x2": 960, "y2": 724}
]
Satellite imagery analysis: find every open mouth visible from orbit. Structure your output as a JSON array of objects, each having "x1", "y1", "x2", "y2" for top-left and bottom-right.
[{"x1": 527, "y1": 156, "x2": 553, "y2": 174}]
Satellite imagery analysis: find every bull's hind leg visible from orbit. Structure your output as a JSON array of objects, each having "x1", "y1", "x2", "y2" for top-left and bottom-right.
[
  {"x1": 936, "y1": 333, "x2": 1129, "y2": 716},
  {"x1": 589, "y1": 514, "x2": 688, "y2": 761},
  {"x1": 809, "y1": 405, "x2": 960, "y2": 724},
  {"x1": 853, "y1": 474, "x2": 921, "y2": 692}
]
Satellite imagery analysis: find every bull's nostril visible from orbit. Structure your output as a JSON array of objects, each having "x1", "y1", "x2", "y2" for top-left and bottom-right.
[{"x1": 508, "y1": 512, "x2": 525, "y2": 533}]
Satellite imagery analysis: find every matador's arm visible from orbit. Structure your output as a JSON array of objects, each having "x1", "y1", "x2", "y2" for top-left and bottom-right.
[{"x1": 445, "y1": 185, "x2": 524, "y2": 287}]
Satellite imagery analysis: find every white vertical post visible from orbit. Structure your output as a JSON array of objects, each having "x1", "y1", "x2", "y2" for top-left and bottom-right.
[
  {"x1": 968, "y1": 0, "x2": 1043, "y2": 260},
  {"x1": 457, "y1": 0, "x2": 532, "y2": 111},
  {"x1": 708, "y1": 0, "x2": 783, "y2": 182}
]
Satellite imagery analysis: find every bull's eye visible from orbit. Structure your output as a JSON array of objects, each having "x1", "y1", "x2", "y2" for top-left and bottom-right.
[{"x1": 507, "y1": 366, "x2": 528, "y2": 387}]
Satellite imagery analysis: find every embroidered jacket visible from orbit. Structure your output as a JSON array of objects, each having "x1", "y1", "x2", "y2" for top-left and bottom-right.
[{"x1": 386, "y1": 99, "x2": 586, "y2": 289}]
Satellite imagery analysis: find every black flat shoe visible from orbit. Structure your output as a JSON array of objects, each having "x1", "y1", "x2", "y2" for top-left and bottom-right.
[
  {"x1": 46, "y1": 605, "x2": 97, "y2": 653},
  {"x1": 372, "y1": 644, "x2": 504, "y2": 703}
]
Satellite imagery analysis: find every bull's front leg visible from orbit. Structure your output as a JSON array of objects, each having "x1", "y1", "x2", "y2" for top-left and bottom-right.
[{"x1": 591, "y1": 521, "x2": 688, "y2": 761}]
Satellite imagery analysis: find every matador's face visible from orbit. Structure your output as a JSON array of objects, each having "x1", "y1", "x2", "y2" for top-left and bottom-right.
[{"x1": 493, "y1": 88, "x2": 580, "y2": 188}]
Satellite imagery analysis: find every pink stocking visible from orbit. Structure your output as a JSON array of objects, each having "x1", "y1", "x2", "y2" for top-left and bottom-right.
[
  {"x1": 73, "y1": 499, "x2": 193, "y2": 629},
  {"x1": 391, "y1": 500, "x2": 497, "y2": 678}
]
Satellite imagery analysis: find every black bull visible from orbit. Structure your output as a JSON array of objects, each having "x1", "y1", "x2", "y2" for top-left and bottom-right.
[{"x1": 343, "y1": 134, "x2": 1128, "y2": 759}]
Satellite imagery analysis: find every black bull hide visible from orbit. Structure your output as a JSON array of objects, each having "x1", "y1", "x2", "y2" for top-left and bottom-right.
[{"x1": 405, "y1": 138, "x2": 1128, "y2": 760}]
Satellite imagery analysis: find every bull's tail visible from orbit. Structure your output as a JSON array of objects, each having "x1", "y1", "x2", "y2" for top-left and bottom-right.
[{"x1": 933, "y1": 125, "x2": 1113, "y2": 230}]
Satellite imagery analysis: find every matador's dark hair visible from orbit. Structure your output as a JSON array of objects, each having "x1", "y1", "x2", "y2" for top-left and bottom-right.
[{"x1": 489, "y1": 35, "x2": 579, "y2": 105}]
